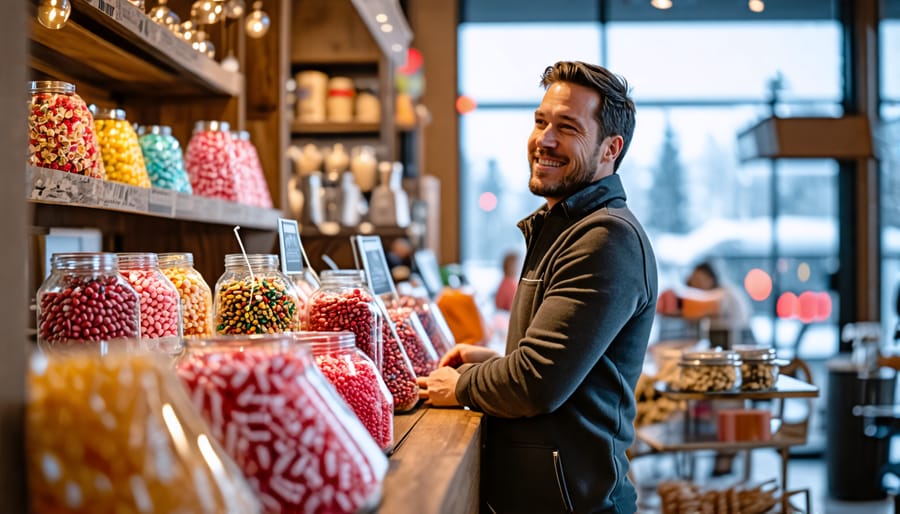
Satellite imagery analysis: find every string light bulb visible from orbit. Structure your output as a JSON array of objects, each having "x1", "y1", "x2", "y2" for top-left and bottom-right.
[
  {"x1": 245, "y1": 1, "x2": 270, "y2": 38},
  {"x1": 36, "y1": 0, "x2": 71, "y2": 30},
  {"x1": 651, "y1": 0, "x2": 672, "y2": 9},
  {"x1": 179, "y1": 20, "x2": 197, "y2": 43},
  {"x1": 148, "y1": 0, "x2": 181, "y2": 28},
  {"x1": 748, "y1": 0, "x2": 765, "y2": 13},
  {"x1": 191, "y1": 0, "x2": 225, "y2": 25},
  {"x1": 191, "y1": 29, "x2": 216, "y2": 59},
  {"x1": 224, "y1": 0, "x2": 246, "y2": 19}
]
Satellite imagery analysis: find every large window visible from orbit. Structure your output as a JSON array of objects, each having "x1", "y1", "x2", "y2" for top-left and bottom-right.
[{"x1": 880, "y1": 1, "x2": 900, "y2": 346}]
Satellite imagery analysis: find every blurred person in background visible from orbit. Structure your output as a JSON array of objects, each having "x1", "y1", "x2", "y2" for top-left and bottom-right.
[{"x1": 494, "y1": 250, "x2": 521, "y2": 312}]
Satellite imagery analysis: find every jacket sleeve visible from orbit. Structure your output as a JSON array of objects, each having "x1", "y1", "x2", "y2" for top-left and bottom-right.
[{"x1": 455, "y1": 215, "x2": 653, "y2": 418}]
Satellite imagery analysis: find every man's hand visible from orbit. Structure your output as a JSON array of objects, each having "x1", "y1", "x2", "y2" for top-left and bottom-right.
[
  {"x1": 416, "y1": 366, "x2": 462, "y2": 407},
  {"x1": 439, "y1": 344, "x2": 499, "y2": 368}
]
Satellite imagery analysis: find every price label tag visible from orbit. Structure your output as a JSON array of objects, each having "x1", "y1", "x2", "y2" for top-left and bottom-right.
[
  {"x1": 148, "y1": 188, "x2": 176, "y2": 216},
  {"x1": 413, "y1": 249, "x2": 443, "y2": 298},
  {"x1": 85, "y1": 0, "x2": 117, "y2": 18},
  {"x1": 278, "y1": 218, "x2": 305, "y2": 275},
  {"x1": 100, "y1": 181, "x2": 148, "y2": 212},
  {"x1": 117, "y1": 1, "x2": 151, "y2": 39},
  {"x1": 354, "y1": 235, "x2": 396, "y2": 297},
  {"x1": 175, "y1": 193, "x2": 198, "y2": 219},
  {"x1": 27, "y1": 166, "x2": 102, "y2": 204}
]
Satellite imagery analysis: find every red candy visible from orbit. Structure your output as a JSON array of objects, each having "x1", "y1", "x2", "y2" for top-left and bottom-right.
[
  {"x1": 120, "y1": 269, "x2": 181, "y2": 339},
  {"x1": 398, "y1": 295, "x2": 455, "y2": 357},
  {"x1": 380, "y1": 322, "x2": 420, "y2": 412},
  {"x1": 37, "y1": 275, "x2": 140, "y2": 343},
  {"x1": 388, "y1": 305, "x2": 438, "y2": 377},
  {"x1": 185, "y1": 123, "x2": 242, "y2": 201},
  {"x1": 307, "y1": 288, "x2": 381, "y2": 368},
  {"x1": 177, "y1": 344, "x2": 387, "y2": 514}
]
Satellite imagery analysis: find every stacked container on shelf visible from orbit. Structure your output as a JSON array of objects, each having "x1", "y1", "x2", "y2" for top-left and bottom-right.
[
  {"x1": 213, "y1": 254, "x2": 301, "y2": 335},
  {"x1": 184, "y1": 120, "x2": 241, "y2": 202},
  {"x1": 91, "y1": 106, "x2": 151, "y2": 187},
  {"x1": 117, "y1": 252, "x2": 183, "y2": 355},
  {"x1": 232, "y1": 130, "x2": 273, "y2": 208},
  {"x1": 159, "y1": 252, "x2": 213, "y2": 338},
  {"x1": 137, "y1": 125, "x2": 193, "y2": 193}
]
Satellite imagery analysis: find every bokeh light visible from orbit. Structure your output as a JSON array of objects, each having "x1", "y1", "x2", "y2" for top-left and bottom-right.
[{"x1": 744, "y1": 268, "x2": 773, "y2": 301}]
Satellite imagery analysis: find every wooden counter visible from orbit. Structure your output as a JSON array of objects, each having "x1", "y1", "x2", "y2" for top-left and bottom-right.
[{"x1": 381, "y1": 406, "x2": 483, "y2": 514}]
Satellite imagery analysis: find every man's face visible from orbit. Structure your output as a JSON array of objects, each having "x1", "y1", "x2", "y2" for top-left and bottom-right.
[{"x1": 527, "y1": 81, "x2": 611, "y2": 206}]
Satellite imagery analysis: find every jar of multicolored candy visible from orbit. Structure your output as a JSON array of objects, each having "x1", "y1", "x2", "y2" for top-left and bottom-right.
[
  {"x1": 213, "y1": 254, "x2": 301, "y2": 335},
  {"x1": 27, "y1": 81, "x2": 105, "y2": 178},
  {"x1": 27, "y1": 343, "x2": 262, "y2": 514},
  {"x1": 159, "y1": 252, "x2": 213, "y2": 338},
  {"x1": 232, "y1": 130, "x2": 273, "y2": 208},
  {"x1": 137, "y1": 125, "x2": 192, "y2": 193},
  {"x1": 185, "y1": 120, "x2": 240, "y2": 201},
  {"x1": 92, "y1": 106, "x2": 151, "y2": 187},
  {"x1": 176, "y1": 335, "x2": 388, "y2": 514},
  {"x1": 295, "y1": 331, "x2": 395, "y2": 451},
  {"x1": 36, "y1": 252, "x2": 140, "y2": 348},
  {"x1": 118, "y1": 252, "x2": 183, "y2": 354}
]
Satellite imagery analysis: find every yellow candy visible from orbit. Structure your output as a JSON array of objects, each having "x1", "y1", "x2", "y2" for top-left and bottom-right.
[
  {"x1": 161, "y1": 266, "x2": 213, "y2": 338},
  {"x1": 94, "y1": 119, "x2": 151, "y2": 187}
]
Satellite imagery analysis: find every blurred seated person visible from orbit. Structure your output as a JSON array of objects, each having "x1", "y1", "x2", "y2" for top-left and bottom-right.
[
  {"x1": 657, "y1": 261, "x2": 753, "y2": 349},
  {"x1": 494, "y1": 251, "x2": 521, "y2": 312}
]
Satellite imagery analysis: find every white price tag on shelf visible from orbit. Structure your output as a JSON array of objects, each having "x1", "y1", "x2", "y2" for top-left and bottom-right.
[
  {"x1": 100, "y1": 181, "x2": 149, "y2": 212},
  {"x1": 148, "y1": 188, "x2": 176, "y2": 217},
  {"x1": 27, "y1": 166, "x2": 103, "y2": 205},
  {"x1": 85, "y1": 0, "x2": 118, "y2": 18},
  {"x1": 116, "y1": 1, "x2": 152, "y2": 39},
  {"x1": 175, "y1": 193, "x2": 199, "y2": 219}
]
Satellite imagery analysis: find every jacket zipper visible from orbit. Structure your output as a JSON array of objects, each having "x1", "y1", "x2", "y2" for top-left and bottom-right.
[{"x1": 553, "y1": 450, "x2": 575, "y2": 512}]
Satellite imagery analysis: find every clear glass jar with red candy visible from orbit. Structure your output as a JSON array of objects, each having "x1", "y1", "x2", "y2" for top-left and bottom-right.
[
  {"x1": 294, "y1": 331, "x2": 394, "y2": 452},
  {"x1": 214, "y1": 254, "x2": 302, "y2": 335},
  {"x1": 27, "y1": 342, "x2": 261, "y2": 514},
  {"x1": 36, "y1": 252, "x2": 140, "y2": 348},
  {"x1": 176, "y1": 335, "x2": 388, "y2": 514},
  {"x1": 232, "y1": 130, "x2": 273, "y2": 208},
  {"x1": 159, "y1": 252, "x2": 213, "y2": 338},
  {"x1": 385, "y1": 296, "x2": 438, "y2": 377},
  {"x1": 378, "y1": 310, "x2": 422, "y2": 412},
  {"x1": 92, "y1": 106, "x2": 151, "y2": 187},
  {"x1": 306, "y1": 270, "x2": 383, "y2": 371},
  {"x1": 289, "y1": 268, "x2": 320, "y2": 329},
  {"x1": 398, "y1": 294, "x2": 456, "y2": 358},
  {"x1": 117, "y1": 252, "x2": 183, "y2": 354},
  {"x1": 27, "y1": 81, "x2": 105, "y2": 179},
  {"x1": 185, "y1": 120, "x2": 241, "y2": 201}
]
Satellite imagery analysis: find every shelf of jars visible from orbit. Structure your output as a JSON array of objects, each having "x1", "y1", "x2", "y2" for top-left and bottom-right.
[
  {"x1": 291, "y1": 121, "x2": 416, "y2": 136},
  {"x1": 27, "y1": 165, "x2": 281, "y2": 230},
  {"x1": 29, "y1": 0, "x2": 242, "y2": 96}
]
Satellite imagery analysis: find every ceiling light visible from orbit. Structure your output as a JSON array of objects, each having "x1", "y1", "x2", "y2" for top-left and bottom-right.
[
  {"x1": 651, "y1": 0, "x2": 672, "y2": 9},
  {"x1": 748, "y1": 0, "x2": 765, "y2": 13}
]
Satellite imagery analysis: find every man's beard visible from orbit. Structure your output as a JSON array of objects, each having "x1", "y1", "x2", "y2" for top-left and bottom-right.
[{"x1": 528, "y1": 146, "x2": 600, "y2": 200}]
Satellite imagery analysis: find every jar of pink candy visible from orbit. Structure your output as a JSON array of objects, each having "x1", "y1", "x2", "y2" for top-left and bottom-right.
[
  {"x1": 117, "y1": 252, "x2": 183, "y2": 354},
  {"x1": 36, "y1": 252, "x2": 140, "y2": 348},
  {"x1": 184, "y1": 120, "x2": 241, "y2": 201},
  {"x1": 294, "y1": 331, "x2": 394, "y2": 452},
  {"x1": 176, "y1": 335, "x2": 388, "y2": 514},
  {"x1": 397, "y1": 294, "x2": 455, "y2": 358},
  {"x1": 232, "y1": 130, "x2": 273, "y2": 208},
  {"x1": 385, "y1": 298, "x2": 438, "y2": 377}
]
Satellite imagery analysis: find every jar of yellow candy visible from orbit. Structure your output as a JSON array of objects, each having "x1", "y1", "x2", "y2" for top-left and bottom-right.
[
  {"x1": 91, "y1": 105, "x2": 151, "y2": 187},
  {"x1": 159, "y1": 252, "x2": 213, "y2": 338},
  {"x1": 213, "y1": 254, "x2": 302, "y2": 335}
]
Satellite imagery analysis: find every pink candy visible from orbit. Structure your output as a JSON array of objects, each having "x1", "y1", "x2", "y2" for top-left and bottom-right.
[
  {"x1": 233, "y1": 138, "x2": 273, "y2": 208},
  {"x1": 120, "y1": 269, "x2": 180, "y2": 339},
  {"x1": 388, "y1": 305, "x2": 438, "y2": 377},
  {"x1": 185, "y1": 130, "x2": 241, "y2": 201}
]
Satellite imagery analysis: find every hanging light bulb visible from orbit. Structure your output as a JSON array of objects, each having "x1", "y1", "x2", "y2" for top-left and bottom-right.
[
  {"x1": 224, "y1": 0, "x2": 246, "y2": 19},
  {"x1": 651, "y1": 0, "x2": 672, "y2": 9},
  {"x1": 221, "y1": 52, "x2": 240, "y2": 72},
  {"x1": 36, "y1": 0, "x2": 71, "y2": 30},
  {"x1": 148, "y1": 0, "x2": 181, "y2": 28},
  {"x1": 245, "y1": 1, "x2": 270, "y2": 38},
  {"x1": 748, "y1": 0, "x2": 765, "y2": 13},
  {"x1": 180, "y1": 20, "x2": 197, "y2": 43},
  {"x1": 191, "y1": 0, "x2": 225, "y2": 25},
  {"x1": 192, "y1": 29, "x2": 216, "y2": 59}
]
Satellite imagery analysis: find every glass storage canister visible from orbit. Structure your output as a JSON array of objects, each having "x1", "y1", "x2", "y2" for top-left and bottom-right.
[
  {"x1": 117, "y1": 252, "x2": 183, "y2": 354},
  {"x1": 385, "y1": 297, "x2": 438, "y2": 377},
  {"x1": 294, "y1": 331, "x2": 395, "y2": 452},
  {"x1": 137, "y1": 125, "x2": 193, "y2": 193},
  {"x1": 27, "y1": 344, "x2": 261, "y2": 514},
  {"x1": 677, "y1": 350, "x2": 742, "y2": 392},
  {"x1": 184, "y1": 120, "x2": 241, "y2": 201},
  {"x1": 36, "y1": 252, "x2": 140, "y2": 347},
  {"x1": 159, "y1": 252, "x2": 213, "y2": 338},
  {"x1": 734, "y1": 345, "x2": 785, "y2": 391},
  {"x1": 91, "y1": 106, "x2": 151, "y2": 187},
  {"x1": 377, "y1": 311, "x2": 421, "y2": 412},
  {"x1": 232, "y1": 130, "x2": 273, "y2": 208},
  {"x1": 28, "y1": 81, "x2": 105, "y2": 179},
  {"x1": 214, "y1": 254, "x2": 301, "y2": 335},
  {"x1": 398, "y1": 294, "x2": 455, "y2": 359},
  {"x1": 306, "y1": 269, "x2": 383, "y2": 371},
  {"x1": 289, "y1": 268, "x2": 320, "y2": 329},
  {"x1": 176, "y1": 335, "x2": 389, "y2": 514}
]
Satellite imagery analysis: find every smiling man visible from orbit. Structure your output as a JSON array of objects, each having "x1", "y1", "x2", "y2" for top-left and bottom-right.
[{"x1": 417, "y1": 61, "x2": 658, "y2": 514}]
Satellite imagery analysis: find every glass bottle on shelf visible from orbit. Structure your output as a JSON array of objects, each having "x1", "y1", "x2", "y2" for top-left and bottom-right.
[
  {"x1": 159, "y1": 252, "x2": 213, "y2": 338},
  {"x1": 184, "y1": 120, "x2": 240, "y2": 201},
  {"x1": 27, "y1": 81, "x2": 105, "y2": 179},
  {"x1": 213, "y1": 254, "x2": 301, "y2": 335},
  {"x1": 137, "y1": 125, "x2": 192, "y2": 193},
  {"x1": 92, "y1": 105, "x2": 151, "y2": 187},
  {"x1": 231, "y1": 130, "x2": 272, "y2": 207},
  {"x1": 36, "y1": 252, "x2": 140, "y2": 348},
  {"x1": 117, "y1": 252, "x2": 183, "y2": 354}
]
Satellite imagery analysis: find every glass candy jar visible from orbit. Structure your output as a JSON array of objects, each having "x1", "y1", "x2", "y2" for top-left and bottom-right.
[
  {"x1": 734, "y1": 345, "x2": 784, "y2": 391},
  {"x1": 185, "y1": 120, "x2": 240, "y2": 201},
  {"x1": 137, "y1": 125, "x2": 192, "y2": 193},
  {"x1": 27, "y1": 344, "x2": 261, "y2": 514},
  {"x1": 232, "y1": 130, "x2": 273, "y2": 208},
  {"x1": 379, "y1": 314, "x2": 421, "y2": 412},
  {"x1": 295, "y1": 331, "x2": 395, "y2": 451},
  {"x1": 28, "y1": 81, "x2": 105, "y2": 178},
  {"x1": 36, "y1": 252, "x2": 140, "y2": 347},
  {"x1": 386, "y1": 298, "x2": 438, "y2": 377},
  {"x1": 398, "y1": 294, "x2": 455, "y2": 358},
  {"x1": 92, "y1": 106, "x2": 151, "y2": 187},
  {"x1": 306, "y1": 270, "x2": 383, "y2": 370},
  {"x1": 176, "y1": 335, "x2": 388, "y2": 514},
  {"x1": 117, "y1": 252, "x2": 183, "y2": 354},
  {"x1": 159, "y1": 252, "x2": 213, "y2": 338},
  {"x1": 677, "y1": 350, "x2": 742, "y2": 392},
  {"x1": 214, "y1": 254, "x2": 301, "y2": 335}
]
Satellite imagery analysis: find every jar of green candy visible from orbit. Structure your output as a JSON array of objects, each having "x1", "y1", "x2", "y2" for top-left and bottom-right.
[
  {"x1": 213, "y1": 254, "x2": 302, "y2": 335},
  {"x1": 137, "y1": 125, "x2": 192, "y2": 193}
]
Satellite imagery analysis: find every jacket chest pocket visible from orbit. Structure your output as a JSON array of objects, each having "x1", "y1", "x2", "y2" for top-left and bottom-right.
[{"x1": 511, "y1": 277, "x2": 543, "y2": 329}]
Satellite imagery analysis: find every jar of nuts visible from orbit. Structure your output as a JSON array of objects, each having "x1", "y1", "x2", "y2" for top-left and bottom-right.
[
  {"x1": 734, "y1": 345, "x2": 784, "y2": 391},
  {"x1": 677, "y1": 350, "x2": 742, "y2": 392}
]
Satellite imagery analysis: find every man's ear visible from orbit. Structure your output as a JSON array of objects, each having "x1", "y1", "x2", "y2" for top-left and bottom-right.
[{"x1": 602, "y1": 135, "x2": 624, "y2": 164}]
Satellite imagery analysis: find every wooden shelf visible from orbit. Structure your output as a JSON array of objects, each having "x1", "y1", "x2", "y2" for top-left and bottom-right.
[
  {"x1": 655, "y1": 374, "x2": 819, "y2": 401},
  {"x1": 300, "y1": 224, "x2": 409, "y2": 239},
  {"x1": 27, "y1": 166, "x2": 281, "y2": 231},
  {"x1": 29, "y1": 0, "x2": 242, "y2": 96},
  {"x1": 291, "y1": 121, "x2": 416, "y2": 136},
  {"x1": 736, "y1": 115, "x2": 874, "y2": 162},
  {"x1": 637, "y1": 417, "x2": 804, "y2": 453}
]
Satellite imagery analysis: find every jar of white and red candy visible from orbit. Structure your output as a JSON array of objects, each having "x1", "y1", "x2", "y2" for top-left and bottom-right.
[
  {"x1": 176, "y1": 335, "x2": 388, "y2": 514},
  {"x1": 288, "y1": 269, "x2": 320, "y2": 328},
  {"x1": 27, "y1": 343, "x2": 261, "y2": 514},
  {"x1": 232, "y1": 130, "x2": 273, "y2": 208},
  {"x1": 379, "y1": 317, "x2": 421, "y2": 412},
  {"x1": 214, "y1": 254, "x2": 301, "y2": 335},
  {"x1": 36, "y1": 252, "x2": 140, "y2": 348},
  {"x1": 398, "y1": 294, "x2": 455, "y2": 358},
  {"x1": 159, "y1": 252, "x2": 213, "y2": 338},
  {"x1": 306, "y1": 269, "x2": 383, "y2": 370},
  {"x1": 92, "y1": 106, "x2": 151, "y2": 187},
  {"x1": 294, "y1": 331, "x2": 394, "y2": 451},
  {"x1": 137, "y1": 125, "x2": 193, "y2": 193},
  {"x1": 27, "y1": 81, "x2": 105, "y2": 179},
  {"x1": 117, "y1": 252, "x2": 183, "y2": 354},
  {"x1": 185, "y1": 120, "x2": 241, "y2": 201},
  {"x1": 386, "y1": 299, "x2": 438, "y2": 377}
]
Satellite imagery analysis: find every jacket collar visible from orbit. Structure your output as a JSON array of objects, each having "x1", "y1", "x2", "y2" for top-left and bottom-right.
[{"x1": 517, "y1": 174, "x2": 627, "y2": 238}]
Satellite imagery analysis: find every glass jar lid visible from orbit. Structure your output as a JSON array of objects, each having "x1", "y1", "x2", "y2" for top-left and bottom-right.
[
  {"x1": 223, "y1": 253, "x2": 279, "y2": 271},
  {"x1": 158, "y1": 252, "x2": 194, "y2": 268},
  {"x1": 232, "y1": 130, "x2": 251, "y2": 141},
  {"x1": 117, "y1": 252, "x2": 159, "y2": 269},
  {"x1": 28, "y1": 80, "x2": 75, "y2": 94},
  {"x1": 138, "y1": 125, "x2": 173, "y2": 136},
  {"x1": 319, "y1": 269, "x2": 366, "y2": 285},
  {"x1": 733, "y1": 345, "x2": 777, "y2": 363},
  {"x1": 193, "y1": 120, "x2": 230, "y2": 133},
  {"x1": 290, "y1": 331, "x2": 356, "y2": 353},
  {"x1": 680, "y1": 350, "x2": 741, "y2": 367},
  {"x1": 90, "y1": 105, "x2": 127, "y2": 121},
  {"x1": 50, "y1": 252, "x2": 118, "y2": 271}
]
